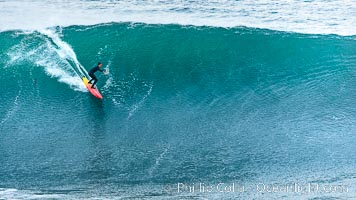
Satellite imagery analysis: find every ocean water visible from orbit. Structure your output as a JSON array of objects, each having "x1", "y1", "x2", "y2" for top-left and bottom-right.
[{"x1": 0, "y1": 1, "x2": 356, "y2": 199}]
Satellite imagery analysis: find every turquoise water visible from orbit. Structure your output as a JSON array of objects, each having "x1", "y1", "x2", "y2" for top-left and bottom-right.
[{"x1": 0, "y1": 23, "x2": 355, "y2": 199}]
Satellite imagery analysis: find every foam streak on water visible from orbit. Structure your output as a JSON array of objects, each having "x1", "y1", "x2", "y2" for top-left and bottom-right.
[
  {"x1": 0, "y1": 0, "x2": 355, "y2": 35},
  {"x1": 0, "y1": 188, "x2": 62, "y2": 200},
  {"x1": 0, "y1": 85, "x2": 22, "y2": 126}
]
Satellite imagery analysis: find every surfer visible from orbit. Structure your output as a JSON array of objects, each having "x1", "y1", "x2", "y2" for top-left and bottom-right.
[{"x1": 88, "y1": 62, "x2": 106, "y2": 88}]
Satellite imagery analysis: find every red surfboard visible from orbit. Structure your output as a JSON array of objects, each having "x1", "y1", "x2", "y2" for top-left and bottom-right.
[{"x1": 82, "y1": 76, "x2": 103, "y2": 99}]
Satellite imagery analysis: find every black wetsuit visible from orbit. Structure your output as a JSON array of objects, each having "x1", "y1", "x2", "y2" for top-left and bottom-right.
[{"x1": 88, "y1": 65, "x2": 103, "y2": 88}]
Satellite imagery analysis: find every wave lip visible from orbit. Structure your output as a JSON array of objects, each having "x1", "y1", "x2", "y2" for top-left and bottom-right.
[{"x1": 0, "y1": 0, "x2": 355, "y2": 36}]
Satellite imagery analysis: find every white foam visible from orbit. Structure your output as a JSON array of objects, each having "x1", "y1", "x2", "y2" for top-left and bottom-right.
[
  {"x1": 5, "y1": 30, "x2": 87, "y2": 92},
  {"x1": 0, "y1": 188, "x2": 62, "y2": 200},
  {"x1": 0, "y1": 0, "x2": 355, "y2": 36},
  {"x1": 38, "y1": 29, "x2": 89, "y2": 91},
  {"x1": 36, "y1": 59, "x2": 86, "y2": 92},
  {"x1": 39, "y1": 29, "x2": 78, "y2": 63}
]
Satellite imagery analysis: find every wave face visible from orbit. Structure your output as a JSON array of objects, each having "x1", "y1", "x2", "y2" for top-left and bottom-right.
[
  {"x1": 0, "y1": 0, "x2": 355, "y2": 35},
  {"x1": 0, "y1": 23, "x2": 355, "y2": 199}
]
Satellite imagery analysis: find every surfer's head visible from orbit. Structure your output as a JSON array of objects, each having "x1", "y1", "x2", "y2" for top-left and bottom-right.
[{"x1": 98, "y1": 62, "x2": 102, "y2": 67}]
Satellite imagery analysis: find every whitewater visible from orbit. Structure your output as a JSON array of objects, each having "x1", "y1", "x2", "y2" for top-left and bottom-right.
[{"x1": 0, "y1": 0, "x2": 355, "y2": 36}]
